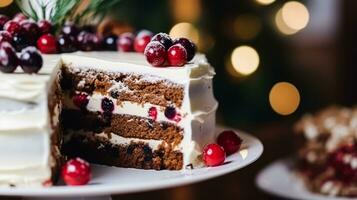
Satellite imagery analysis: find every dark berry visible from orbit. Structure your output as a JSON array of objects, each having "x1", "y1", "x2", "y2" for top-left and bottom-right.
[
  {"x1": 102, "y1": 35, "x2": 117, "y2": 51},
  {"x1": 144, "y1": 41, "x2": 166, "y2": 67},
  {"x1": 57, "y1": 34, "x2": 77, "y2": 53},
  {"x1": 37, "y1": 34, "x2": 57, "y2": 54},
  {"x1": 20, "y1": 20, "x2": 40, "y2": 42},
  {"x1": 101, "y1": 97, "x2": 114, "y2": 113},
  {"x1": 0, "y1": 15, "x2": 9, "y2": 30},
  {"x1": 12, "y1": 33, "x2": 30, "y2": 51},
  {"x1": 203, "y1": 143, "x2": 226, "y2": 167},
  {"x1": 173, "y1": 38, "x2": 196, "y2": 61},
  {"x1": 151, "y1": 33, "x2": 173, "y2": 50},
  {"x1": 134, "y1": 34, "x2": 151, "y2": 53},
  {"x1": 62, "y1": 23, "x2": 79, "y2": 37},
  {"x1": 38, "y1": 20, "x2": 52, "y2": 34},
  {"x1": 167, "y1": 44, "x2": 187, "y2": 66},
  {"x1": 3, "y1": 21, "x2": 22, "y2": 36},
  {"x1": 73, "y1": 93, "x2": 89, "y2": 109},
  {"x1": 117, "y1": 32, "x2": 134, "y2": 52},
  {"x1": 62, "y1": 157, "x2": 91, "y2": 186},
  {"x1": 217, "y1": 130, "x2": 242, "y2": 155},
  {"x1": 0, "y1": 42, "x2": 18, "y2": 73},
  {"x1": 77, "y1": 31, "x2": 99, "y2": 51},
  {"x1": 0, "y1": 31, "x2": 12, "y2": 43},
  {"x1": 148, "y1": 107, "x2": 158, "y2": 120},
  {"x1": 19, "y1": 46, "x2": 43, "y2": 74},
  {"x1": 12, "y1": 13, "x2": 27, "y2": 23},
  {"x1": 164, "y1": 106, "x2": 176, "y2": 120}
]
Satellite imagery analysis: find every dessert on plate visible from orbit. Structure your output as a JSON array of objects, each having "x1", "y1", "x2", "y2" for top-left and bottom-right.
[{"x1": 295, "y1": 106, "x2": 357, "y2": 197}]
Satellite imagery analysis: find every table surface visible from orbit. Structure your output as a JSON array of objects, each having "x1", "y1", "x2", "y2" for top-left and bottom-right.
[{"x1": 0, "y1": 121, "x2": 294, "y2": 200}]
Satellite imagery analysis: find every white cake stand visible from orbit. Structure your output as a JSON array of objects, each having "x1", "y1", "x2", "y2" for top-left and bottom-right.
[{"x1": 1, "y1": 127, "x2": 263, "y2": 200}]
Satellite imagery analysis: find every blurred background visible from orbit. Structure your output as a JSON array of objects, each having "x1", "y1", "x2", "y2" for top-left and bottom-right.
[{"x1": 1, "y1": 0, "x2": 356, "y2": 199}]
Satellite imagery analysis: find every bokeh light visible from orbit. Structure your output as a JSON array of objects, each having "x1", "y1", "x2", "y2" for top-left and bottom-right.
[
  {"x1": 255, "y1": 0, "x2": 275, "y2": 6},
  {"x1": 281, "y1": 1, "x2": 309, "y2": 31},
  {"x1": 233, "y1": 14, "x2": 261, "y2": 40},
  {"x1": 275, "y1": 8, "x2": 299, "y2": 35},
  {"x1": 169, "y1": 22, "x2": 199, "y2": 44},
  {"x1": 0, "y1": 0, "x2": 13, "y2": 7},
  {"x1": 170, "y1": 0, "x2": 201, "y2": 22},
  {"x1": 230, "y1": 46, "x2": 259, "y2": 76},
  {"x1": 269, "y1": 82, "x2": 300, "y2": 115}
]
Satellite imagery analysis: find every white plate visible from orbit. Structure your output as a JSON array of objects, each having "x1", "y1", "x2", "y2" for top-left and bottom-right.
[
  {"x1": 256, "y1": 158, "x2": 354, "y2": 200},
  {"x1": 0, "y1": 127, "x2": 263, "y2": 197}
]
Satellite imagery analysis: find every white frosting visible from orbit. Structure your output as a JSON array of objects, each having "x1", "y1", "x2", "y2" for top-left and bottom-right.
[{"x1": 0, "y1": 51, "x2": 217, "y2": 187}]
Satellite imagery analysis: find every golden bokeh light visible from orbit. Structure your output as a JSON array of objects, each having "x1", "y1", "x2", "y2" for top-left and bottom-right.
[
  {"x1": 170, "y1": 0, "x2": 201, "y2": 22},
  {"x1": 169, "y1": 22, "x2": 199, "y2": 44},
  {"x1": 269, "y1": 82, "x2": 300, "y2": 115},
  {"x1": 233, "y1": 14, "x2": 261, "y2": 40},
  {"x1": 275, "y1": 8, "x2": 298, "y2": 35},
  {"x1": 0, "y1": 0, "x2": 13, "y2": 7},
  {"x1": 230, "y1": 46, "x2": 259, "y2": 76},
  {"x1": 255, "y1": 0, "x2": 275, "y2": 5},
  {"x1": 281, "y1": 1, "x2": 309, "y2": 31}
]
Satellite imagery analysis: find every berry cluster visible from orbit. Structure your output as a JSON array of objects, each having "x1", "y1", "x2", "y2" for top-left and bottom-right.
[
  {"x1": 203, "y1": 130, "x2": 243, "y2": 167},
  {"x1": 144, "y1": 33, "x2": 196, "y2": 67}
]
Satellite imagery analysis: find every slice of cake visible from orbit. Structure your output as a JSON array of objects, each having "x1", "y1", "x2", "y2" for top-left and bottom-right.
[
  {"x1": 0, "y1": 51, "x2": 217, "y2": 187},
  {"x1": 294, "y1": 106, "x2": 357, "y2": 197}
]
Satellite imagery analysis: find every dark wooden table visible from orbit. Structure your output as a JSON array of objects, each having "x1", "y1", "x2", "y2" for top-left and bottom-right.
[{"x1": 1, "y1": 121, "x2": 295, "y2": 200}]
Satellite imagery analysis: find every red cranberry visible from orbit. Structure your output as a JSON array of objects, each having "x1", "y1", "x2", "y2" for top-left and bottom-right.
[
  {"x1": 148, "y1": 107, "x2": 158, "y2": 120},
  {"x1": 0, "y1": 15, "x2": 9, "y2": 30},
  {"x1": 203, "y1": 143, "x2": 226, "y2": 167},
  {"x1": 173, "y1": 38, "x2": 196, "y2": 61},
  {"x1": 57, "y1": 34, "x2": 77, "y2": 53},
  {"x1": 151, "y1": 33, "x2": 173, "y2": 50},
  {"x1": 164, "y1": 106, "x2": 176, "y2": 120},
  {"x1": 37, "y1": 34, "x2": 57, "y2": 54},
  {"x1": 77, "y1": 31, "x2": 99, "y2": 51},
  {"x1": 328, "y1": 144, "x2": 357, "y2": 182},
  {"x1": 101, "y1": 97, "x2": 114, "y2": 113},
  {"x1": 12, "y1": 33, "x2": 30, "y2": 51},
  {"x1": 0, "y1": 42, "x2": 18, "y2": 73},
  {"x1": 217, "y1": 130, "x2": 242, "y2": 155},
  {"x1": 12, "y1": 13, "x2": 27, "y2": 23},
  {"x1": 20, "y1": 20, "x2": 40, "y2": 42},
  {"x1": 38, "y1": 20, "x2": 52, "y2": 34},
  {"x1": 102, "y1": 35, "x2": 117, "y2": 51},
  {"x1": 144, "y1": 41, "x2": 166, "y2": 67},
  {"x1": 167, "y1": 44, "x2": 187, "y2": 66},
  {"x1": 3, "y1": 21, "x2": 22, "y2": 36},
  {"x1": 134, "y1": 34, "x2": 151, "y2": 53},
  {"x1": 0, "y1": 31, "x2": 12, "y2": 43},
  {"x1": 62, "y1": 23, "x2": 79, "y2": 37},
  {"x1": 117, "y1": 32, "x2": 134, "y2": 52},
  {"x1": 73, "y1": 93, "x2": 89, "y2": 109},
  {"x1": 19, "y1": 46, "x2": 43, "y2": 74},
  {"x1": 62, "y1": 157, "x2": 91, "y2": 186},
  {"x1": 136, "y1": 30, "x2": 153, "y2": 38}
]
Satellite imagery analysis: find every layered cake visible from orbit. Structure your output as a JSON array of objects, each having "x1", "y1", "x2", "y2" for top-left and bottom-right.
[
  {"x1": 295, "y1": 106, "x2": 357, "y2": 197},
  {"x1": 0, "y1": 51, "x2": 217, "y2": 186}
]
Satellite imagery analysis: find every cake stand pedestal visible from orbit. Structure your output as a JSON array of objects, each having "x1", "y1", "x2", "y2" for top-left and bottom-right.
[{"x1": 25, "y1": 196, "x2": 112, "y2": 200}]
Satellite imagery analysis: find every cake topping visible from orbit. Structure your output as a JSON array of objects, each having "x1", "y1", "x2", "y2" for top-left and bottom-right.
[
  {"x1": 37, "y1": 20, "x2": 52, "y2": 35},
  {"x1": 148, "y1": 107, "x2": 158, "y2": 120},
  {"x1": 173, "y1": 38, "x2": 196, "y2": 61},
  {"x1": 61, "y1": 157, "x2": 91, "y2": 186},
  {"x1": 203, "y1": 143, "x2": 226, "y2": 167},
  {"x1": 19, "y1": 46, "x2": 43, "y2": 74},
  {"x1": 37, "y1": 33, "x2": 57, "y2": 54},
  {"x1": 0, "y1": 42, "x2": 18, "y2": 73},
  {"x1": 117, "y1": 32, "x2": 135, "y2": 52},
  {"x1": 144, "y1": 41, "x2": 167, "y2": 67},
  {"x1": 101, "y1": 97, "x2": 114, "y2": 113},
  {"x1": 73, "y1": 93, "x2": 89, "y2": 110},
  {"x1": 167, "y1": 44, "x2": 187, "y2": 67},
  {"x1": 217, "y1": 130, "x2": 242, "y2": 155},
  {"x1": 151, "y1": 33, "x2": 173, "y2": 50}
]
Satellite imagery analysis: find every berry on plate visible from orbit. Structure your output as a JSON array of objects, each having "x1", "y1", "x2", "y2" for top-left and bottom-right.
[
  {"x1": 19, "y1": 46, "x2": 43, "y2": 74},
  {"x1": 62, "y1": 157, "x2": 91, "y2": 186},
  {"x1": 167, "y1": 44, "x2": 187, "y2": 66},
  {"x1": 57, "y1": 34, "x2": 77, "y2": 53},
  {"x1": 3, "y1": 20, "x2": 22, "y2": 36},
  {"x1": 20, "y1": 20, "x2": 40, "y2": 42},
  {"x1": 144, "y1": 41, "x2": 166, "y2": 67},
  {"x1": 217, "y1": 130, "x2": 242, "y2": 155},
  {"x1": 38, "y1": 20, "x2": 52, "y2": 34},
  {"x1": 102, "y1": 34, "x2": 118, "y2": 51},
  {"x1": 37, "y1": 34, "x2": 57, "y2": 54},
  {"x1": 134, "y1": 30, "x2": 152, "y2": 53},
  {"x1": 117, "y1": 32, "x2": 134, "y2": 52},
  {"x1": 203, "y1": 143, "x2": 226, "y2": 167},
  {"x1": 0, "y1": 42, "x2": 18, "y2": 73},
  {"x1": 77, "y1": 31, "x2": 99, "y2": 51},
  {"x1": 62, "y1": 23, "x2": 80, "y2": 37}
]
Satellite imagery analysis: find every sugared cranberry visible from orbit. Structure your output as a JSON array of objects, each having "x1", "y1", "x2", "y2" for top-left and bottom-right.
[
  {"x1": 3, "y1": 21, "x2": 22, "y2": 36},
  {"x1": 328, "y1": 144, "x2": 357, "y2": 182},
  {"x1": 62, "y1": 157, "x2": 91, "y2": 186},
  {"x1": 151, "y1": 33, "x2": 173, "y2": 50},
  {"x1": 12, "y1": 33, "x2": 30, "y2": 51},
  {"x1": 19, "y1": 46, "x2": 43, "y2": 74},
  {"x1": 164, "y1": 106, "x2": 177, "y2": 120},
  {"x1": 173, "y1": 38, "x2": 196, "y2": 61},
  {"x1": 0, "y1": 42, "x2": 18, "y2": 73},
  {"x1": 134, "y1": 34, "x2": 151, "y2": 53},
  {"x1": 144, "y1": 41, "x2": 166, "y2": 67},
  {"x1": 57, "y1": 34, "x2": 77, "y2": 53},
  {"x1": 12, "y1": 13, "x2": 27, "y2": 23},
  {"x1": 73, "y1": 93, "x2": 89, "y2": 109},
  {"x1": 0, "y1": 15, "x2": 9, "y2": 30},
  {"x1": 148, "y1": 107, "x2": 158, "y2": 120},
  {"x1": 0, "y1": 31, "x2": 12, "y2": 43},
  {"x1": 77, "y1": 31, "x2": 99, "y2": 51},
  {"x1": 217, "y1": 130, "x2": 242, "y2": 155},
  {"x1": 20, "y1": 20, "x2": 40, "y2": 42},
  {"x1": 203, "y1": 143, "x2": 226, "y2": 167},
  {"x1": 136, "y1": 30, "x2": 153, "y2": 39},
  {"x1": 167, "y1": 44, "x2": 187, "y2": 66},
  {"x1": 62, "y1": 23, "x2": 79, "y2": 37},
  {"x1": 117, "y1": 32, "x2": 134, "y2": 52},
  {"x1": 38, "y1": 20, "x2": 52, "y2": 34},
  {"x1": 101, "y1": 97, "x2": 114, "y2": 113},
  {"x1": 102, "y1": 35, "x2": 117, "y2": 51},
  {"x1": 37, "y1": 34, "x2": 57, "y2": 54}
]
